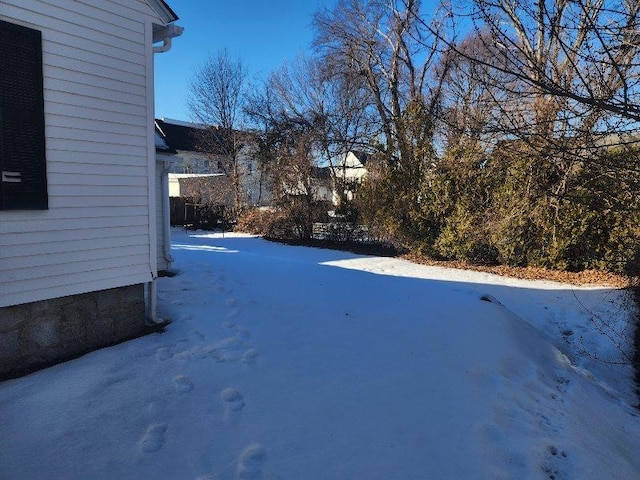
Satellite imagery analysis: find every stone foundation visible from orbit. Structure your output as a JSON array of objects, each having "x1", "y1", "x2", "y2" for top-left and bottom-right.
[{"x1": 0, "y1": 284, "x2": 149, "y2": 379}]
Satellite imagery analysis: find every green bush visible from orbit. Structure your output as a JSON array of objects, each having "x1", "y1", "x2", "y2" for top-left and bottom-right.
[{"x1": 354, "y1": 139, "x2": 640, "y2": 275}]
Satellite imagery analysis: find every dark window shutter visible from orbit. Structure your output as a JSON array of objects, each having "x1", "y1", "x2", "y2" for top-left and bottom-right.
[{"x1": 0, "y1": 19, "x2": 48, "y2": 210}]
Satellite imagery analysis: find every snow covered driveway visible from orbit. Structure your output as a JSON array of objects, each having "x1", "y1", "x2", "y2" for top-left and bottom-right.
[{"x1": 1, "y1": 230, "x2": 639, "y2": 479}]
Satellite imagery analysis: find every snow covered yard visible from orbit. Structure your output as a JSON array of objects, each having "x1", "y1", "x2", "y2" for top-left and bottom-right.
[{"x1": 1, "y1": 229, "x2": 639, "y2": 479}]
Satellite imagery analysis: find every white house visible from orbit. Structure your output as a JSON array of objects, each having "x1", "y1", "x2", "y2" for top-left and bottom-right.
[
  {"x1": 0, "y1": 0, "x2": 182, "y2": 378},
  {"x1": 156, "y1": 118, "x2": 216, "y2": 174},
  {"x1": 331, "y1": 150, "x2": 370, "y2": 202},
  {"x1": 157, "y1": 118, "x2": 271, "y2": 214}
]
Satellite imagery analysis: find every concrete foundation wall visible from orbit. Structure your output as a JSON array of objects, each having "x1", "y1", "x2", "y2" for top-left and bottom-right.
[{"x1": 0, "y1": 284, "x2": 148, "y2": 379}]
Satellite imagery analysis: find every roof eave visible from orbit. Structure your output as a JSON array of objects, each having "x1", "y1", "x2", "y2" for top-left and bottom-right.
[{"x1": 145, "y1": 0, "x2": 179, "y2": 24}]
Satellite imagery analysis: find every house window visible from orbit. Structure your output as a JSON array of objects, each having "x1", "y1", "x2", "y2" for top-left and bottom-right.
[{"x1": 0, "y1": 20, "x2": 48, "y2": 210}]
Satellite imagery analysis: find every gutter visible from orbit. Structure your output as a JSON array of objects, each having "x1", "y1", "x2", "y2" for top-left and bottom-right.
[{"x1": 153, "y1": 24, "x2": 184, "y2": 54}]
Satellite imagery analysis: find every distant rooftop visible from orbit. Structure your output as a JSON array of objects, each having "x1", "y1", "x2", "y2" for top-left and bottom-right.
[
  {"x1": 155, "y1": 118, "x2": 211, "y2": 152},
  {"x1": 351, "y1": 150, "x2": 369, "y2": 165},
  {"x1": 154, "y1": 124, "x2": 176, "y2": 153}
]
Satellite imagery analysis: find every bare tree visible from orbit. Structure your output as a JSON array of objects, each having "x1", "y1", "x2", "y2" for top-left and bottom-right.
[
  {"x1": 243, "y1": 60, "x2": 330, "y2": 238},
  {"x1": 313, "y1": 0, "x2": 455, "y2": 244},
  {"x1": 435, "y1": 31, "x2": 512, "y2": 150},
  {"x1": 187, "y1": 49, "x2": 249, "y2": 215},
  {"x1": 427, "y1": 1, "x2": 640, "y2": 150},
  {"x1": 264, "y1": 56, "x2": 377, "y2": 215},
  {"x1": 314, "y1": 0, "x2": 441, "y2": 165},
  {"x1": 469, "y1": 0, "x2": 640, "y2": 121}
]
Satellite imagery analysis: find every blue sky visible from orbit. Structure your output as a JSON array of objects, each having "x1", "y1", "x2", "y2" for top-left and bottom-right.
[{"x1": 154, "y1": 0, "x2": 337, "y2": 122}]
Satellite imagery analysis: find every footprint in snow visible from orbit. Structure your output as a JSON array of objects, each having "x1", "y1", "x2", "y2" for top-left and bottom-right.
[
  {"x1": 236, "y1": 327, "x2": 251, "y2": 340},
  {"x1": 242, "y1": 349, "x2": 259, "y2": 365},
  {"x1": 174, "y1": 375, "x2": 194, "y2": 393},
  {"x1": 548, "y1": 445, "x2": 568, "y2": 458},
  {"x1": 555, "y1": 376, "x2": 570, "y2": 394},
  {"x1": 222, "y1": 388, "x2": 245, "y2": 411},
  {"x1": 209, "y1": 350, "x2": 228, "y2": 363},
  {"x1": 236, "y1": 444, "x2": 267, "y2": 479},
  {"x1": 222, "y1": 388, "x2": 245, "y2": 425},
  {"x1": 139, "y1": 424, "x2": 167, "y2": 453},
  {"x1": 542, "y1": 444, "x2": 569, "y2": 480}
]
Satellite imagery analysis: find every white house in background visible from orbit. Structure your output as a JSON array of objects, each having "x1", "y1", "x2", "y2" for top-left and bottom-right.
[
  {"x1": 331, "y1": 151, "x2": 370, "y2": 202},
  {"x1": 167, "y1": 173, "x2": 224, "y2": 198},
  {"x1": 156, "y1": 118, "x2": 270, "y2": 211},
  {"x1": 0, "y1": 0, "x2": 182, "y2": 379},
  {"x1": 312, "y1": 167, "x2": 334, "y2": 203},
  {"x1": 281, "y1": 166, "x2": 334, "y2": 204},
  {"x1": 156, "y1": 118, "x2": 216, "y2": 174}
]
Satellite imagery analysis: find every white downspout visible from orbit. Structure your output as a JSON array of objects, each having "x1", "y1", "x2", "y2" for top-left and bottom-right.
[
  {"x1": 146, "y1": 22, "x2": 183, "y2": 325},
  {"x1": 146, "y1": 280, "x2": 160, "y2": 325},
  {"x1": 153, "y1": 36, "x2": 174, "y2": 54},
  {"x1": 161, "y1": 158, "x2": 174, "y2": 267}
]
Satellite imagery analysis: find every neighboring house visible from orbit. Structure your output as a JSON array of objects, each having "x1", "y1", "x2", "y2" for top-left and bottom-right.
[
  {"x1": 156, "y1": 118, "x2": 219, "y2": 174},
  {"x1": 0, "y1": 0, "x2": 182, "y2": 378},
  {"x1": 157, "y1": 118, "x2": 231, "y2": 227},
  {"x1": 281, "y1": 166, "x2": 334, "y2": 203},
  {"x1": 156, "y1": 118, "x2": 270, "y2": 217},
  {"x1": 331, "y1": 150, "x2": 370, "y2": 202},
  {"x1": 312, "y1": 167, "x2": 334, "y2": 203},
  {"x1": 239, "y1": 141, "x2": 270, "y2": 207},
  {"x1": 168, "y1": 173, "x2": 224, "y2": 199}
]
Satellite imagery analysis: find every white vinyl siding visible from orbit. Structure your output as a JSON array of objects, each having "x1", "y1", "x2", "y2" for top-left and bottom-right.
[{"x1": 0, "y1": 0, "x2": 166, "y2": 308}]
